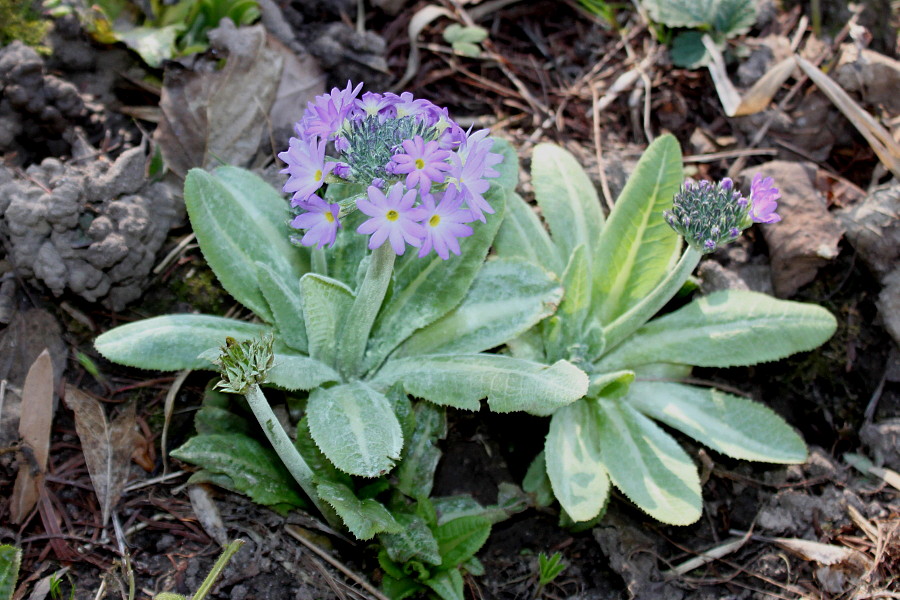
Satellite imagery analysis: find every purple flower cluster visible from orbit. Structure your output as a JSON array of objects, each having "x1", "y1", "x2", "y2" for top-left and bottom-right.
[
  {"x1": 278, "y1": 82, "x2": 502, "y2": 258},
  {"x1": 664, "y1": 174, "x2": 781, "y2": 254}
]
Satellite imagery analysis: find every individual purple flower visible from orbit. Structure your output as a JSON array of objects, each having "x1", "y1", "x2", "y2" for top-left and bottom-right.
[
  {"x1": 448, "y1": 152, "x2": 492, "y2": 222},
  {"x1": 279, "y1": 137, "x2": 335, "y2": 204},
  {"x1": 357, "y1": 182, "x2": 426, "y2": 255},
  {"x1": 389, "y1": 92, "x2": 434, "y2": 119},
  {"x1": 301, "y1": 81, "x2": 363, "y2": 140},
  {"x1": 748, "y1": 173, "x2": 781, "y2": 223},
  {"x1": 389, "y1": 136, "x2": 451, "y2": 193},
  {"x1": 290, "y1": 195, "x2": 341, "y2": 249},
  {"x1": 355, "y1": 91, "x2": 394, "y2": 118},
  {"x1": 418, "y1": 186, "x2": 475, "y2": 260}
]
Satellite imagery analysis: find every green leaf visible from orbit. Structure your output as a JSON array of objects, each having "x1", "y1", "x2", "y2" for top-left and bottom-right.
[
  {"x1": 395, "y1": 259, "x2": 562, "y2": 356},
  {"x1": 545, "y1": 398, "x2": 610, "y2": 522},
  {"x1": 372, "y1": 354, "x2": 588, "y2": 416},
  {"x1": 379, "y1": 512, "x2": 442, "y2": 565},
  {"x1": 322, "y1": 209, "x2": 369, "y2": 286},
  {"x1": 596, "y1": 398, "x2": 702, "y2": 525},
  {"x1": 424, "y1": 569, "x2": 465, "y2": 600},
  {"x1": 522, "y1": 451, "x2": 555, "y2": 508},
  {"x1": 493, "y1": 192, "x2": 563, "y2": 275},
  {"x1": 315, "y1": 481, "x2": 401, "y2": 540},
  {"x1": 95, "y1": 315, "x2": 270, "y2": 371},
  {"x1": 299, "y1": 273, "x2": 354, "y2": 368},
  {"x1": 306, "y1": 381, "x2": 403, "y2": 477},
  {"x1": 266, "y1": 352, "x2": 341, "y2": 391},
  {"x1": 294, "y1": 417, "x2": 353, "y2": 488},
  {"x1": 434, "y1": 515, "x2": 492, "y2": 567},
  {"x1": 596, "y1": 290, "x2": 838, "y2": 370},
  {"x1": 194, "y1": 385, "x2": 253, "y2": 436},
  {"x1": 644, "y1": 0, "x2": 757, "y2": 36},
  {"x1": 587, "y1": 370, "x2": 634, "y2": 398},
  {"x1": 396, "y1": 402, "x2": 447, "y2": 498},
  {"x1": 531, "y1": 143, "x2": 605, "y2": 264},
  {"x1": 487, "y1": 138, "x2": 520, "y2": 199},
  {"x1": 591, "y1": 134, "x2": 683, "y2": 324},
  {"x1": 0, "y1": 545, "x2": 21, "y2": 600},
  {"x1": 628, "y1": 382, "x2": 807, "y2": 463},
  {"x1": 364, "y1": 198, "x2": 506, "y2": 372},
  {"x1": 117, "y1": 24, "x2": 182, "y2": 68},
  {"x1": 671, "y1": 30, "x2": 710, "y2": 68},
  {"x1": 381, "y1": 572, "x2": 422, "y2": 600},
  {"x1": 443, "y1": 23, "x2": 488, "y2": 44},
  {"x1": 256, "y1": 262, "x2": 307, "y2": 352},
  {"x1": 558, "y1": 245, "x2": 592, "y2": 346},
  {"x1": 184, "y1": 167, "x2": 308, "y2": 322},
  {"x1": 171, "y1": 433, "x2": 305, "y2": 509}
]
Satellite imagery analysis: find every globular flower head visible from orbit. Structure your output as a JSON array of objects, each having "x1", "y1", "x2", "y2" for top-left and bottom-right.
[
  {"x1": 664, "y1": 178, "x2": 754, "y2": 254},
  {"x1": 281, "y1": 82, "x2": 503, "y2": 258},
  {"x1": 748, "y1": 173, "x2": 782, "y2": 224},
  {"x1": 215, "y1": 335, "x2": 275, "y2": 394}
]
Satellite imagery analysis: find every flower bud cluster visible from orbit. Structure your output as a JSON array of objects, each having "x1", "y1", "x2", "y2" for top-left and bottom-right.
[
  {"x1": 664, "y1": 174, "x2": 781, "y2": 254},
  {"x1": 279, "y1": 82, "x2": 503, "y2": 259},
  {"x1": 214, "y1": 336, "x2": 275, "y2": 394}
]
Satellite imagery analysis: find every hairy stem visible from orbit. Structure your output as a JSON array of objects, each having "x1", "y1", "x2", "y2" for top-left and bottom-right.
[
  {"x1": 601, "y1": 246, "x2": 702, "y2": 352},
  {"x1": 337, "y1": 243, "x2": 396, "y2": 378}
]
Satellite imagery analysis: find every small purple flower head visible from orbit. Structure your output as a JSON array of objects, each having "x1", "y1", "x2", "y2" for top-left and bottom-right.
[
  {"x1": 748, "y1": 173, "x2": 782, "y2": 224},
  {"x1": 357, "y1": 182, "x2": 426, "y2": 255},
  {"x1": 279, "y1": 137, "x2": 335, "y2": 204},
  {"x1": 665, "y1": 176, "x2": 760, "y2": 254},
  {"x1": 301, "y1": 81, "x2": 363, "y2": 140},
  {"x1": 418, "y1": 185, "x2": 475, "y2": 260},
  {"x1": 389, "y1": 136, "x2": 452, "y2": 194},
  {"x1": 290, "y1": 195, "x2": 342, "y2": 249}
]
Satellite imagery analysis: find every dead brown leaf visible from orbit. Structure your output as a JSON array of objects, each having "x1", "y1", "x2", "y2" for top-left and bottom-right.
[
  {"x1": 65, "y1": 386, "x2": 137, "y2": 526},
  {"x1": 10, "y1": 349, "x2": 55, "y2": 524},
  {"x1": 154, "y1": 23, "x2": 286, "y2": 177}
]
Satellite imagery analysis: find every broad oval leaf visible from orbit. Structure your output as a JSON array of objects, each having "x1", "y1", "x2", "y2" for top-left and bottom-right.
[
  {"x1": 300, "y1": 273, "x2": 355, "y2": 368},
  {"x1": 371, "y1": 354, "x2": 588, "y2": 416},
  {"x1": 266, "y1": 352, "x2": 341, "y2": 391},
  {"x1": 434, "y1": 514, "x2": 492, "y2": 568},
  {"x1": 596, "y1": 290, "x2": 838, "y2": 370},
  {"x1": 306, "y1": 381, "x2": 403, "y2": 478},
  {"x1": 185, "y1": 167, "x2": 309, "y2": 322},
  {"x1": 95, "y1": 315, "x2": 270, "y2": 371},
  {"x1": 591, "y1": 134, "x2": 683, "y2": 324},
  {"x1": 256, "y1": 262, "x2": 307, "y2": 352},
  {"x1": 395, "y1": 259, "x2": 562, "y2": 356},
  {"x1": 532, "y1": 143, "x2": 605, "y2": 263},
  {"x1": 545, "y1": 398, "x2": 611, "y2": 522},
  {"x1": 644, "y1": 0, "x2": 758, "y2": 36},
  {"x1": 364, "y1": 197, "x2": 506, "y2": 372},
  {"x1": 493, "y1": 192, "x2": 563, "y2": 275},
  {"x1": 171, "y1": 433, "x2": 305, "y2": 509},
  {"x1": 424, "y1": 569, "x2": 465, "y2": 600},
  {"x1": 628, "y1": 381, "x2": 807, "y2": 463},
  {"x1": 596, "y1": 397, "x2": 702, "y2": 525},
  {"x1": 379, "y1": 511, "x2": 441, "y2": 565},
  {"x1": 316, "y1": 480, "x2": 401, "y2": 540}
]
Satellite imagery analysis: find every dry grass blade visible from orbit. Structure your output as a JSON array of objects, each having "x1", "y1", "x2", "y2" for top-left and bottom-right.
[
  {"x1": 663, "y1": 532, "x2": 752, "y2": 577},
  {"x1": 394, "y1": 5, "x2": 454, "y2": 91},
  {"x1": 65, "y1": 386, "x2": 137, "y2": 526},
  {"x1": 795, "y1": 55, "x2": 900, "y2": 179},
  {"x1": 10, "y1": 349, "x2": 54, "y2": 524},
  {"x1": 188, "y1": 484, "x2": 228, "y2": 547}
]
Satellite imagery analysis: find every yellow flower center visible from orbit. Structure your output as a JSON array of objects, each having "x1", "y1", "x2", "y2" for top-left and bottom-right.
[
  {"x1": 325, "y1": 211, "x2": 335, "y2": 223},
  {"x1": 386, "y1": 210, "x2": 400, "y2": 222},
  {"x1": 428, "y1": 214, "x2": 441, "y2": 227},
  {"x1": 415, "y1": 158, "x2": 425, "y2": 170},
  {"x1": 314, "y1": 169, "x2": 323, "y2": 182}
]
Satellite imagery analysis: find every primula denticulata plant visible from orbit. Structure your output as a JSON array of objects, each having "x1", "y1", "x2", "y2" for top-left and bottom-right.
[
  {"x1": 498, "y1": 136, "x2": 836, "y2": 525},
  {"x1": 95, "y1": 83, "x2": 589, "y2": 542}
]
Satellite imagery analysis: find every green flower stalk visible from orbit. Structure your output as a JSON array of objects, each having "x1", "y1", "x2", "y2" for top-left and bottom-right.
[{"x1": 213, "y1": 336, "x2": 334, "y2": 523}]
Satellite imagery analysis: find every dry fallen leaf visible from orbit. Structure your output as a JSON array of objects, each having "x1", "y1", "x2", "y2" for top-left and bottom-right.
[
  {"x1": 188, "y1": 484, "x2": 228, "y2": 546},
  {"x1": 65, "y1": 386, "x2": 137, "y2": 526},
  {"x1": 10, "y1": 349, "x2": 54, "y2": 524}
]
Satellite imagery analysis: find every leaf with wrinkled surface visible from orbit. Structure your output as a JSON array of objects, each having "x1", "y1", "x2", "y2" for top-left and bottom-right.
[
  {"x1": 628, "y1": 381, "x2": 807, "y2": 463},
  {"x1": 65, "y1": 386, "x2": 136, "y2": 525},
  {"x1": 257, "y1": 262, "x2": 307, "y2": 353},
  {"x1": 596, "y1": 398, "x2": 702, "y2": 525},
  {"x1": 10, "y1": 350, "x2": 54, "y2": 524},
  {"x1": 379, "y1": 511, "x2": 441, "y2": 565},
  {"x1": 372, "y1": 354, "x2": 588, "y2": 416},
  {"x1": 545, "y1": 398, "x2": 610, "y2": 522},
  {"x1": 266, "y1": 352, "x2": 341, "y2": 391},
  {"x1": 396, "y1": 402, "x2": 447, "y2": 498},
  {"x1": 591, "y1": 134, "x2": 683, "y2": 324},
  {"x1": 596, "y1": 290, "x2": 838, "y2": 370},
  {"x1": 316, "y1": 481, "x2": 401, "y2": 540},
  {"x1": 434, "y1": 515, "x2": 492, "y2": 568},
  {"x1": 395, "y1": 259, "x2": 562, "y2": 356},
  {"x1": 300, "y1": 273, "x2": 355, "y2": 368},
  {"x1": 306, "y1": 381, "x2": 403, "y2": 477},
  {"x1": 0, "y1": 545, "x2": 21, "y2": 600},
  {"x1": 95, "y1": 314, "x2": 271, "y2": 371}
]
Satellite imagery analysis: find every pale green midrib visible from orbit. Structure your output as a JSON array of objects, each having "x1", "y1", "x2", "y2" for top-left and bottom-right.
[
  {"x1": 550, "y1": 153, "x2": 592, "y2": 255},
  {"x1": 598, "y1": 149, "x2": 673, "y2": 322}
]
